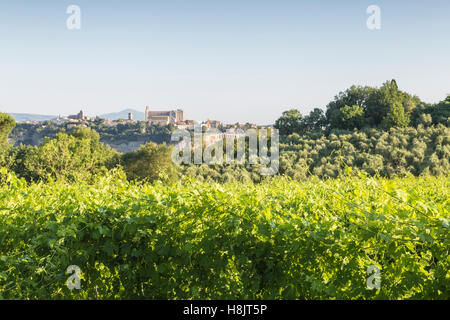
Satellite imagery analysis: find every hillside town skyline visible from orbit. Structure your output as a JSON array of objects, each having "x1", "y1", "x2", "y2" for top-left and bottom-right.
[
  {"x1": 8, "y1": 106, "x2": 266, "y2": 130},
  {"x1": 6, "y1": 105, "x2": 270, "y2": 154}
]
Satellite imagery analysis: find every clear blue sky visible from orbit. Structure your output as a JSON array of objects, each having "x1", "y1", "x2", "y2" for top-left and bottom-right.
[{"x1": 0, "y1": 0, "x2": 449, "y2": 124}]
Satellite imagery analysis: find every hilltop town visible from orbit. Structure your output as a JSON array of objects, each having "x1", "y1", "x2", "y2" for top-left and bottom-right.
[
  {"x1": 9, "y1": 106, "x2": 272, "y2": 153},
  {"x1": 17, "y1": 106, "x2": 264, "y2": 131}
]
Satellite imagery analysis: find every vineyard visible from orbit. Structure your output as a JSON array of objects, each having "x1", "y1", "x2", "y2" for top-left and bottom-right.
[{"x1": 0, "y1": 168, "x2": 448, "y2": 299}]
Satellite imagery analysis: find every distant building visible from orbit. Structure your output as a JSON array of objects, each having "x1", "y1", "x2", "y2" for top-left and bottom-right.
[
  {"x1": 149, "y1": 115, "x2": 170, "y2": 125},
  {"x1": 224, "y1": 123, "x2": 258, "y2": 130},
  {"x1": 176, "y1": 120, "x2": 196, "y2": 130},
  {"x1": 175, "y1": 109, "x2": 185, "y2": 123},
  {"x1": 103, "y1": 119, "x2": 118, "y2": 127},
  {"x1": 145, "y1": 106, "x2": 185, "y2": 125},
  {"x1": 68, "y1": 110, "x2": 91, "y2": 121},
  {"x1": 202, "y1": 120, "x2": 222, "y2": 129},
  {"x1": 203, "y1": 129, "x2": 246, "y2": 147},
  {"x1": 128, "y1": 112, "x2": 133, "y2": 121}
]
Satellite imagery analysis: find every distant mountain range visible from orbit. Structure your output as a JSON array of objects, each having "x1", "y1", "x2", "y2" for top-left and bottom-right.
[
  {"x1": 98, "y1": 109, "x2": 145, "y2": 121},
  {"x1": 9, "y1": 113, "x2": 57, "y2": 122},
  {"x1": 7, "y1": 109, "x2": 145, "y2": 122}
]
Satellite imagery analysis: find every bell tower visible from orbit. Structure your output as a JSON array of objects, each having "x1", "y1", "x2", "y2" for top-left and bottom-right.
[{"x1": 145, "y1": 106, "x2": 150, "y2": 121}]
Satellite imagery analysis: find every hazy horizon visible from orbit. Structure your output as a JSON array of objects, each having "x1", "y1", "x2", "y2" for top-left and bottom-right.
[{"x1": 1, "y1": 0, "x2": 449, "y2": 124}]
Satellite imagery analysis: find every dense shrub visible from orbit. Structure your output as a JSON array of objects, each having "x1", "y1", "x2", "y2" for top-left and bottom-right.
[
  {"x1": 280, "y1": 125, "x2": 450, "y2": 179},
  {"x1": 183, "y1": 125, "x2": 449, "y2": 182},
  {"x1": 121, "y1": 142, "x2": 179, "y2": 183},
  {"x1": 0, "y1": 171, "x2": 448, "y2": 299},
  {"x1": 19, "y1": 130, "x2": 119, "y2": 182}
]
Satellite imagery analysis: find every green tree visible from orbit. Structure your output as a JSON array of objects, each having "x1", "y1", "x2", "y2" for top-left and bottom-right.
[
  {"x1": 0, "y1": 143, "x2": 15, "y2": 170},
  {"x1": 122, "y1": 142, "x2": 178, "y2": 183},
  {"x1": 301, "y1": 108, "x2": 327, "y2": 132},
  {"x1": 326, "y1": 80, "x2": 420, "y2": 130},
  {"x1": 0, "y1": 113, "x2": 16, "y2": 143},
  {"x1": 411, "y1": 97, "x2": 449, "y2": 127},
  {"x1": 70, "y1": 126, "x2": 100, "y2": 141},
  {"x1": 365, "y1": 80, "x2": 419, "y2": 128},
  {"x1": 382, "y1": 101, "x2": 410, "y2": 129},
  {"x1": 429, "y1": 95, "x2": 449, "y2": 125},
  {"x1": 418, "y1": 113, "x2": 432, "y2": 127},
  {"x1": 330, "y1": 105, "x2": 365, "y2": 130},
  {"x1": 22, "y1": 130, "x2": 118, "y2": 182},
  {"x1": 326, "y1": 85, "x2": 375, "y2": 129},
  {"x1": 365, "y1": 80, "x2": 399, "y2": 125},
  {"x1": 274, "y1": 109, "x2": 303, "y2": 136}
]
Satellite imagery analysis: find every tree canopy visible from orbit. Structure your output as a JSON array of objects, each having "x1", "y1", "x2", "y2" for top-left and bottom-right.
[
  {"x1": 20, "y1": 130, "x2": 118, "y2": 182},
  {"x1": 274, "y1": 109, "x2": 303, "y2": 136},
  {"x1": 275, "y1": 80, "x2": 449, "y2": 135},
  {"x1": 0, "y1": 113, "x2": 16, "y2": 143},
  {"x1": 274, "y1": 108, "x2": 326, "y2": 135},
  {"x1": 121, "y1": 142, "x2": 179, "y2": 183}
]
